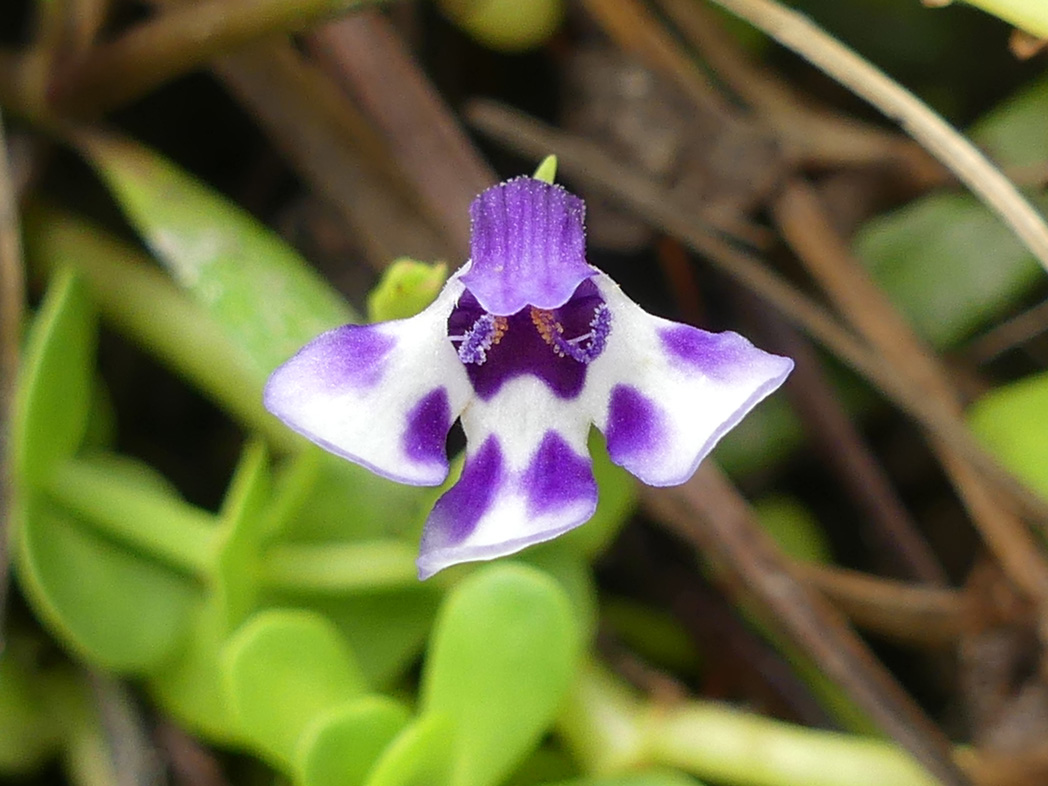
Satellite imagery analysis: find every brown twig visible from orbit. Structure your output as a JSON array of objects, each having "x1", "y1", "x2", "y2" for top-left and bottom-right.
[
  {"x1": 0, "y1": 110, "x2": 24, "y2": 652},
  {"x1": 656, "y1": 0, "x2": 937, "y2": 177},
  {"x1": 466, "y1": 101, "x2": 1048, "y2": 527},
  {"x1": 51, "y1": 0, "x2": 385, "y2": 116},
  {"x1": 308, "y1": 10, "x2": 497, "y2": 260},
  {"x1": 745, "y1": 300, "x2": 948, "y2": 585},
  {"x1": 772, "y1": 179, "x2": 1048, "y2": 623},
  {"x1": 643, "y1": 463, "x2": 972, "y2": 786},
  {"x1": 966, "y1": 298, "x2": 1048, "y2": 364},
  {"x1": 577, "y1": 0, "x2": 735, "y2": 121},
  {"x1": 796, "y1": 562, "x2": 966, "y2": 648},
  {"x1": 701, "y1": 0, "x2": 1048, "y2": 278},
  {"x1": 213, "y1": 39, "x2": 451, "y2": 267}
]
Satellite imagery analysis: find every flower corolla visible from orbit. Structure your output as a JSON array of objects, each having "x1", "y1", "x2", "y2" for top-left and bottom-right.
[{"x1": 265, "y1": 176, "x2": 793, "y2": 578}]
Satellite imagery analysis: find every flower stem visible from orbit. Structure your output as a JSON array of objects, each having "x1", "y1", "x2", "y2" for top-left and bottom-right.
[{"x1": 559, "y1": 662, "x2": 942, "y2": 786}]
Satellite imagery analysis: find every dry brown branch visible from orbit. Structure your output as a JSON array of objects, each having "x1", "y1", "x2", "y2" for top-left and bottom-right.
[
  {"x1": 308, "y1": 10, "x2": 497, "y2": 260},
  {"x1": 796, "y1": 562, "x2": 966, "y2": 648},
  {"x1": 0, "y1": 109, "x2": 23, "y2": 649},
  {"x1": 701, "y1": 0, "x2": 1048, "y2": 277},
  {"x1": 52, "y1": 0, "x2": 385, "y2": 115},
  {"x1": 213, "y1": 40, "x2": 451, "y2": 267},
  {"x1": 772, "y1": 179, "x2": 1048, "y2": 622},
  {"x1": 643, "y1": 463, "x2": 971, "y2": 786}
]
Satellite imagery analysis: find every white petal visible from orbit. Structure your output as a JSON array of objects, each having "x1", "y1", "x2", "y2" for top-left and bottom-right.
[
  {"x1": 264, "y1": 276, "x2": 473, "y2": 486},
  {"x1": 584, "y1": 272, "x2": 793, "y2": 486}
]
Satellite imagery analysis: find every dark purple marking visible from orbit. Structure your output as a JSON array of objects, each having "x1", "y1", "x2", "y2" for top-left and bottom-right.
[
  {"x1": 447, "y1": 279, "x2": 609, "y2": 400},
  {"x1": 659, "y1": 325, "x2": 748, "y2": 380},
  {"x1": 402, "y1": 388, "x2": 451, "y2": 466},
  {"x1": 420, "y1": 436, "x2": 503, "y2": 550},
  {"x1": 523, "y1": 432, "x2": 596, "y2": 516},
  {"x1": 284, "y1": 324, "x2": 395, "y2": 391},
  {"x1": 605, "y1": 385, "x2": 663, "y2": 466},
  {"x1": 461, "y1": 177, "x2": 596, "y2": 315}
]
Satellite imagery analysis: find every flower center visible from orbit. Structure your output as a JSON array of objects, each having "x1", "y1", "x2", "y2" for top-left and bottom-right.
[{"x1": 447, "y1": 279, "x2": 612, "y2": 400}]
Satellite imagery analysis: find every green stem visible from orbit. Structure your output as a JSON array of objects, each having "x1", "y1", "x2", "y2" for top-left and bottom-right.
[
  {"x1": 259, "y1": 541, "x2": 420, "y2": 594},
  {"x1": 559, "y1": 662, "x2": 942, "y2": 786},
  {"x1": 48, "y1": 457, "x2": 216, "y2": 577}
]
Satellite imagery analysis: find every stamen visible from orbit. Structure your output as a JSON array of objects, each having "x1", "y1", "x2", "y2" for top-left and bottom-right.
[
  {"x1": 529, "y1": 302, "x2": 612, "y2": 364},
  {"x1": 455, "y1": 313, "x2": 507, "y2": 365}
]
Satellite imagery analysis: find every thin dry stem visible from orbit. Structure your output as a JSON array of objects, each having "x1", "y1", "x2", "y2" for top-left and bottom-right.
[
  {"x1": 703, "y1": 0, "x2": 1048, "y2": 277},
  {"x1": 644, "y1": 464, "x2": 971, "y2": 786},
  {"x1": 0, "y1": 110, "x2": 23, "y2": 651},
  {"x1": 307, "y1": 11, "x2": 496, "y2": 260},
  {"x1": 53, "y1": 0, "x2": 384, "y2": 116},
  {"x1": 773, "y1": 179, "x2": 1048, "y2": 618},
  {"x1": 796, "y1": 562, "x2": 966, "y2": 648}
]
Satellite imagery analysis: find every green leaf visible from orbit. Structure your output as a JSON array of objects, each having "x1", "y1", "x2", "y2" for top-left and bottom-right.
[
  {"x1": 12, "y1": 269, "x2": 95, "y2": 488},
  {"x1": 287, "y1": 588, "x2": 442, "y2": 689},
  {"x1": 421, "y1": 563, "x2": 581, "y2": 786},
  {"x1": 533, "y1": 155, "x2": 558, "y2": 184},
  {"x1": 148, "y1": 605, "x2": 239, "y2": 743},
  {"x1": 855, "y1": 191, "x2": 1047, "y2": 348},
  {"x1": 971, "y1": 75, "x2": 1048, "y2": 167},
  {"x1": 367, "y1": 259, "x2": 447, "y2": 322},
  {"x1": 544, "y1": 773, "x2": 706, "y2": 786},
  {"x1": 75, "y1": 131, "x2": 356, "y2": 376},
  {"x1": 363, "y1": 713, "x2": 455, "y2": 786},
  {"x1": 296, "y1": 696, "x2": 411, "y2": 786},
  {"x1": 0, "y1": 638, "x2": 63, "y2": 773},
  {"x1": 23, "y1": 204, "x2": 278, "y2": 442},
  {"x1": 15, "y1": 495, "x2": 198, "y2": 674},
  {"x1": 753, "y1": 495, "x2": 832, "y2": 564},
  {"x1": 212, "y1": 440, "x2": 273, "y2": 630},
  {"x1": 854, "y1": 78, "x2": 1048, "y2": 349},
  {"x1": 221, "y1": 609, "x2": 367, "y2": 767},
  {"x1": 968, "y1": 370, "x2": 1048, "y2": 497}
]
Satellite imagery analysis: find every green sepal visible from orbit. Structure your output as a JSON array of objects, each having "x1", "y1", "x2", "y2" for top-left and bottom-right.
[{"x1": 367, "y1": 259, "x2": 448, "y2": 322}]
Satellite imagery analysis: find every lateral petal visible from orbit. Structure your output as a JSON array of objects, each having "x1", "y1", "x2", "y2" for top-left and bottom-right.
[
  {"x1": 264, "y1": 277, "x2": 472, "y2": 486},
  {"x1": 585, "y1": 273, "x2": 793, "y2": 487}
]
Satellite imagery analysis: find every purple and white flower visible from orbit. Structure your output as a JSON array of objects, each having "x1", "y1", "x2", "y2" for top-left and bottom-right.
[{"x1": 264, "y1": 176, "x2": 793, "y2": 579}]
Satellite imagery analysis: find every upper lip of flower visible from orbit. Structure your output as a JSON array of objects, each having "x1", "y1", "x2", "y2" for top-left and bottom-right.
[{"x1": 263, "y1": 175, "x2": 794, "y2": 579}]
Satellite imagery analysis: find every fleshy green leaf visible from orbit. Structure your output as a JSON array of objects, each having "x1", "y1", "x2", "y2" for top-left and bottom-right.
[
  {"x1": 545, "y1": 773, "x2": 707, "y2": 786},
  {"x1": 75, "y1": 131, "x2": 355, "y2": 377},
  {"x1": 363, "y1": 713, "x2": 455, "y2": 786},
  {"x1": 421, "y1": 564, "x2": 581, "y2": 786},
  {"x1": 221, "y1": 609, "x2": 367, "y2": 767},
  {"x1": 12, "y1": 269, "x2": 95, "y2": 487},
  {"x1": 15, "y1": 495, "x2": 198, "y2": 674},
  {"x1": 296, "y1": 696, "x2": 411, "y2": 786},
  {"x1": 968, "y1": 370, "x2": 1048, "y2": 497},
  {"x1": 287, "y1": 589, "x2": 442, "y2": 690}
]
